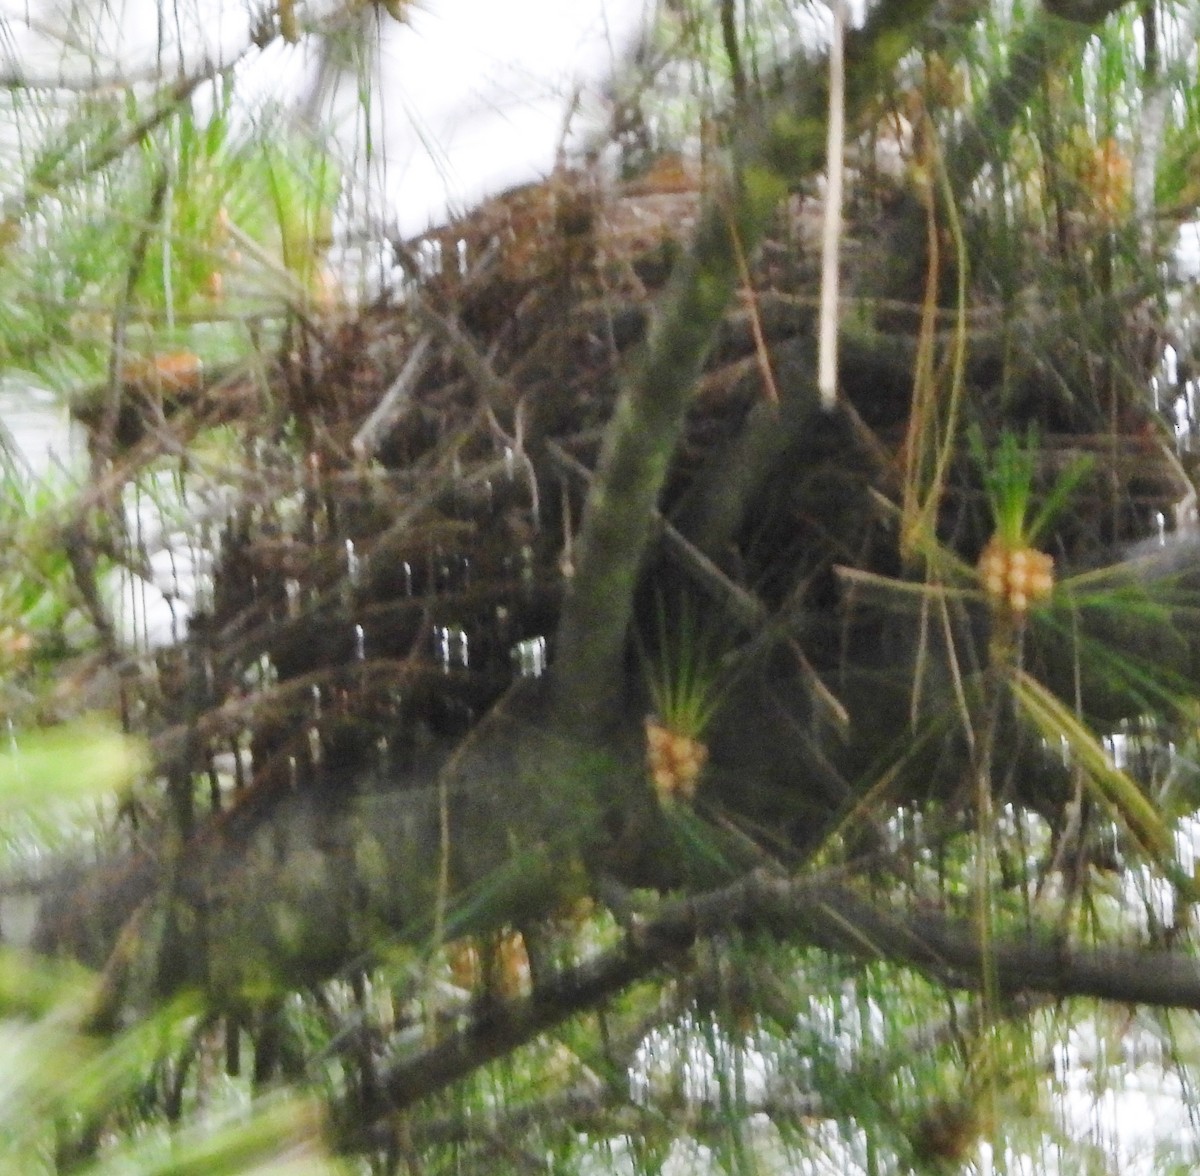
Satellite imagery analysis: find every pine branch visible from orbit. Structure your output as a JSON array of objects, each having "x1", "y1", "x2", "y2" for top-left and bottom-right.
[
  {"x1": 552, "y1": 0, "x2": 940, "y2": 734},
  {"x1": 347, "y1": 867, "x2": 1200, "y2": 1137},
  {"x1": 948, "y1": 0, "x2": 1129, "y2": 195}
]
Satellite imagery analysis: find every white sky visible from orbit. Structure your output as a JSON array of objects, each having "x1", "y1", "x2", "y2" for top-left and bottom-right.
[
  {"x1": 0, "y1": 0, "x2": 654, "y2": 236},
  {"x1": 368, "y1": 0, "x2": 651, "y2": 234}
]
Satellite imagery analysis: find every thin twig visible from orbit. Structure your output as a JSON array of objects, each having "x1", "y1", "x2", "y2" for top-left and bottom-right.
[
  {"x1": 545, "y1": 438, "x2": 764, "y2": 628},
  {"x1": 351, "y1": 334, "x2": 434, "y2": 461},
  {"x1": 410, "y1": 296, "x2": 541, "y2": 527}
]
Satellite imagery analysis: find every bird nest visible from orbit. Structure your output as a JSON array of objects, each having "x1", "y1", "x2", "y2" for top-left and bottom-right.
[{"x1": 39, "y1": 159, "x2": 1191, "y2": 966}]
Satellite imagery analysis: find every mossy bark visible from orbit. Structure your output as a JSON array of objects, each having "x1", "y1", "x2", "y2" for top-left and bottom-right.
[{"x1": 552, "y1": 0, "x2": 940, "y2": 735}]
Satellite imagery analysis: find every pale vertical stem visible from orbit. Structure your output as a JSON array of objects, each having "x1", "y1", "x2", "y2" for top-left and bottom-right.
[{"x1": 818, "y1": 0, "x2": 846, "y2": 411}]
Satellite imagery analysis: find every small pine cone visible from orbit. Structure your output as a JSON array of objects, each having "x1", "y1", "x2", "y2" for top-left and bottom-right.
[
  {"x1": 646, "y1": 718, "x2": 709, "y2": 804},
  {"x1": 912, "y1": 1098, "x2": 982, "y2": 1164},
  {"x1": 447, "y1": 938, "x2": 482, "y2": 992},
  {"x1": 495, "y1": 930, "x2": 531, "y2": 999},
  {"x1": 0, "y1": 625, "x2": 32, "y2": 666},
  {"x1": 977, "y1": 536, "x2": 1055, "y2": 613}
]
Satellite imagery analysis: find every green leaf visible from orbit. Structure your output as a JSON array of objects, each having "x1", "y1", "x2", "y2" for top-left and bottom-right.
[
  {"x1": 79, "y1": 1096, "x2": 333, "y2": 1176},
  {"x1": 0, "y1": 721, "x2": 147, "y2": 815},
  {"x1": 1010, "y1": 668, "x2": 1172, "y2": 859}
]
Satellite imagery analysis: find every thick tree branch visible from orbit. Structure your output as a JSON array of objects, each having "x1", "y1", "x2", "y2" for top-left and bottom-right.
[
  {"x1": 551, "y1": 0, "x2": 940, "y2": 733},
  {"x1": 347, "y1": 868, "x2": 1200, "y2": 1138}
]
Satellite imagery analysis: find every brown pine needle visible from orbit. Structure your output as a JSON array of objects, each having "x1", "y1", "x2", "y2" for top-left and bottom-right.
[{"x1": 729, "y1": 217, "x2": 780, "y2": 405}]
